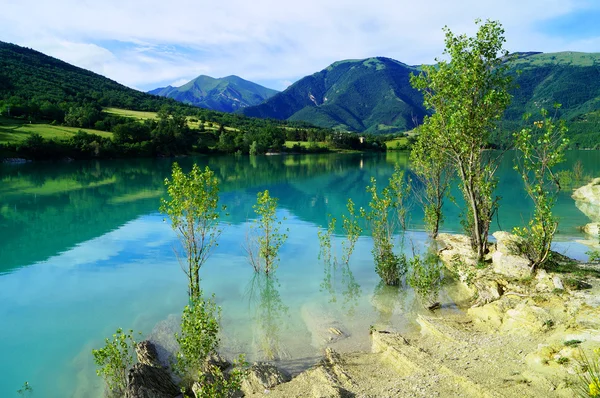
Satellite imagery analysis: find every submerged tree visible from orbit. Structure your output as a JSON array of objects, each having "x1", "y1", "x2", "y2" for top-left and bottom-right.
[
  {"x1": 361, "y1": 166, "x2": 411, "y2": 285},
  {"x1": 513, "y1": 106, "x2": 569, "y2": 270},
  {"x1": 410, "y1": 19, "x2": 513, "y2": 262},
  {"x1": 410, "y1": 121, "x2": 452, "y2": 238},
  {"x1": 160, "y1": 163, "x2": 224, "y2": 298},
  {"x1": 246, "y1": 190, "x2": 288, "y2": 275}
]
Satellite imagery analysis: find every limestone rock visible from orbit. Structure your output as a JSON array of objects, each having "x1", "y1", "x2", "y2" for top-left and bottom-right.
[
  {"x1": 125, "y1": 363, "x2": 180, "y2": 398},
  {"x1": 573, "y1": 177, "x2": 600, "y2": 222},
  {"x1": 499, "y1": 303, "x2": 553, "y2": 335},
  {"x1": 436, "y1": 233, "x2": 479, "y2": 268},
  {"x1": 583, "y1": 223, "x2": 600, "y2": 237},
  {"x1": 240, "y1": 362, "x2": 291, "y2": 395},
  {"x1": 491, "y1": 232, "x2": 531, "y2": 279}
]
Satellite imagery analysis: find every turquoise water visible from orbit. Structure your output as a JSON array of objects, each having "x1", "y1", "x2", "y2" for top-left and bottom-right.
[{"x1": 0, "y1": 151, "x2": 599, "y2": 397}]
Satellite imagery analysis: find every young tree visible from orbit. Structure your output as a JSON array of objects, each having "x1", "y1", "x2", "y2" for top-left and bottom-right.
[
  {"x1": 410, "y1": 121, "x2": 452, "y2": 238},
  {"x1": 174, "y1": 293, "x2": 246, "y2": 396},
  {"x1": 410, "y1": 19, "x2": 513, "y2": 262},
  {"x1": 513, "y1": 107, "x2": 569, "y2": 270},
  {"x1": 246, "y1": 190, "x2": 288, "y2": 275},
  {"x1": 361, "y1": 166, "x2": 410, "y2": 286},
  {"x1": 160, "y1": 163, "x2": 224, "y2": 298},
  {"x1": 92, "y1": 328, "x2": 138, "y2": 397}
]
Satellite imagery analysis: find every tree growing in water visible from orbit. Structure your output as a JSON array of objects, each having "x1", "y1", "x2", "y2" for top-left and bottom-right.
[
  {"x1": 246, "y1": 190, "x2": 288, "y2": 275},
  {"x1": 160, "y1": 163, "x2": 224, "y2": 298},
  {"x1": 361, "y1": 166, "x2": 411, "y2": 286},
  {"x1": 410, "y1": 19, "x2": 513, "y2": 262},
  {"x1": 513, "y1": 106, "x2": 569, "y2": 270}
]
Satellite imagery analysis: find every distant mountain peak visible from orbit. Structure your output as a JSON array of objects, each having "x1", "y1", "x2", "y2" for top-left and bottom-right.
[{"x1": 149, "y1": 75, "x2": 278, "y2": 112}]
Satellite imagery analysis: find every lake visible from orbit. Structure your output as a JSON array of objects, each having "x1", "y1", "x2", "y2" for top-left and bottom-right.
[{"x1": 1, "y1": 151, "x2": 599, "y2": 397}]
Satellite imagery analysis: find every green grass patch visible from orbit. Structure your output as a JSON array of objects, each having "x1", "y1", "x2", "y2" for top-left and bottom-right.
[
  {"x1": 384, "y1": 137, "x2": 408, "y2": 149},
  {"x1": 512, "y1": 52, "x2": 600, "y2": 67},
  {"x1": 0, "y1": 117, "x2": 112, "y2": 144},
  {"x1": 104, "y1": 108, "x2": 158, "y2": 120},
  {"x1": 284, "y1": 141, "x2": 327, "y2": 149}
]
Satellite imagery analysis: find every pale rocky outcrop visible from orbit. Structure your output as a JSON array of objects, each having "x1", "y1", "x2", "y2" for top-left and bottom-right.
[
  {"x1": 491, "y1": 231, "x2": 532, "y2": 279},
  {"x1": 572, "y1": 177, "x2": 600, "y2": 221},
  {"x1": 240, "y1": 362, "x2": 291, "y2": 395}
]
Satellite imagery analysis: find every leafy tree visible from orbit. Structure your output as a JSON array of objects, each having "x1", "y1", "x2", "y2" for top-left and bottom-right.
[
  {"x1": 410, "y1": 19, "x2": 513, "y2": 261},
  {"x1": 92, "y1": 328, "x2": 138, "y2": 397},
  {"x1": 513, "y1": 106, "x2": 569, "y2": 270},
  {"x1": 410, "y1": 121, "x2": 452, "y2": 238},
  {"x1": 246, "y1": 190, "x2": 288, "y2": 275},
  {"x1": 160, "y1": 163, "x2": 224, "y2": 298}
]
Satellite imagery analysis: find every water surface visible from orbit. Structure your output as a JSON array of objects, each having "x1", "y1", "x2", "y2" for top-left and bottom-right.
[{"x1": 1, "y1": 151, "x2": 599, "y2": 397}]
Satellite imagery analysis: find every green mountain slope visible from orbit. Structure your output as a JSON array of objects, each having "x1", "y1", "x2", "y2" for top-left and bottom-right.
[
  {"x1": 148, "y1": 75, "x2": 278, "y2": 112},
  {"x1": 0, "y1": 41, "x2": 181, "y2": 112},
  {"x1": 242, "y1": 53, "x2": 600, "y2": 146},
  {"x1": 242, "y1": 57, "x2": 427, "y2": 134}
]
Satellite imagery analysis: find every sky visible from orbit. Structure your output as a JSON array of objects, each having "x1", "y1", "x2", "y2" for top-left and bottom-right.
[{"x1": 1, "y1": 0, "x2": 600, "y2": 92}]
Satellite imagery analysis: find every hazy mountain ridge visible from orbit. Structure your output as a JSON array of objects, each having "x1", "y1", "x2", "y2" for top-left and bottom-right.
[{"x1": 149, "y1": 75, "x2": 278, "y2": 113}]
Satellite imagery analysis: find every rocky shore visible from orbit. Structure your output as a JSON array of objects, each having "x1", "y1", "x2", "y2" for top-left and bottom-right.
[{"x1": 573, "y1": 177, "x2": 600, "y2": 250}]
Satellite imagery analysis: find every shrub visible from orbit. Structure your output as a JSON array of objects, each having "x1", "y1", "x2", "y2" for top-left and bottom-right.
[{"x1": 92, "y1": 328, "x2": 138, "y2": 396}]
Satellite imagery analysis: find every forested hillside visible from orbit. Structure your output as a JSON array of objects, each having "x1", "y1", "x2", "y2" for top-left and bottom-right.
[
  {"x1": 242, "y1": 57, "x2": 426, "y2": 134},
  {"x1": 242, "y1": 52, "x2": 600, "y2": 148}
]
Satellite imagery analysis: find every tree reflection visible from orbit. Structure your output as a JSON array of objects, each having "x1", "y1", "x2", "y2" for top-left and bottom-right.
[
  {"x1": 371, "y1": 282, "x2": 406, "y2": 328},
  {"x1": 245, "y1": 273, "x2": 289, "y2": 361}
]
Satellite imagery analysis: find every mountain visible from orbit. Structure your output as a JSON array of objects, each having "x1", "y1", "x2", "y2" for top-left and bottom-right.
[
  {"x1": 149, "y1": 75, "x2": 278, "y2": 112},
  {"x1": 242, "y1": 52, "x2": 600, "y2": 147},
  {"x1": 242, "y1": 57, "x2": 426, "y2": 134},
  {"x1": 0, "y1": 41, "x2": 182, "y2": 112}
]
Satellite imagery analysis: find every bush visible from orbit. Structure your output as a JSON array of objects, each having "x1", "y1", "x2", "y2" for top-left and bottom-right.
[{"x1": 92, "y1": 328, "x2": 138, "y2": 396}]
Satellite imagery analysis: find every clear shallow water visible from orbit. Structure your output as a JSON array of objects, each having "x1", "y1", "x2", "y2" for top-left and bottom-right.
[{"x1": 0, "y1": 151, "x2": 599, "y2": 397}]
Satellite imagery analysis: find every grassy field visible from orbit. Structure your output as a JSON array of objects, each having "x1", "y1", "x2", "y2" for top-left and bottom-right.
[
  {"x1": 384, "y1": 137, "x2": 409, "y2": 149},
  {"x1": 284, "y1": 140, "x2": 328, "y2": 149},
  {"x1": 104, "y1": 107, "x2": 158, "y2": 120},
  {"x1": 512, "y1": 52, "x2": 600, "y2": 67},
  {"x1": 0, "y1": 117, "x2": 112, "y2": 144}
]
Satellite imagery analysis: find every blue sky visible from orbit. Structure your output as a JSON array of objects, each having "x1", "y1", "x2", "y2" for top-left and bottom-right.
[{"x1": 1, "y1": 0, "x2": 599, "y2": 92}]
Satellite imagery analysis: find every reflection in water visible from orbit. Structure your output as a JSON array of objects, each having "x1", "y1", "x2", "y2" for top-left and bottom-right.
[
  {"x1": 320, "y1": 250, "x2": 362, "y2": 317},
  {"x1": 371, "y1": 282, "x2": 407, "y2": 328},
  {"x1": 245, "y1": 273, "x2": 289, "y2": 361}
]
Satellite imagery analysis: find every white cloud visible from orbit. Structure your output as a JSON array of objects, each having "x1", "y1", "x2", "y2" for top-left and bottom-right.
[{"x1": 0, "y1": 0, "x2": 597, "y2": 91}]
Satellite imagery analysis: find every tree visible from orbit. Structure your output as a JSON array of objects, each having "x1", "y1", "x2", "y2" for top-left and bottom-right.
[
  {"x1": 513, "y1": 106, "x2": 569, "y2": 270},
  {"x1": 360, "y1": 166, "x2": 410, "y2": 286},
  {"x1": 410, "y1": 19, "x2": 513, "y2": 261},
  {"x1": 246, "y1": 190, "x2": 288, "y2": 275},
  {"x1": 410, "y1": 121, "x2": 452, "y2": 238},
  {"x1": 160, "y1": 163, "x2": 224, "y2": 298}
]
